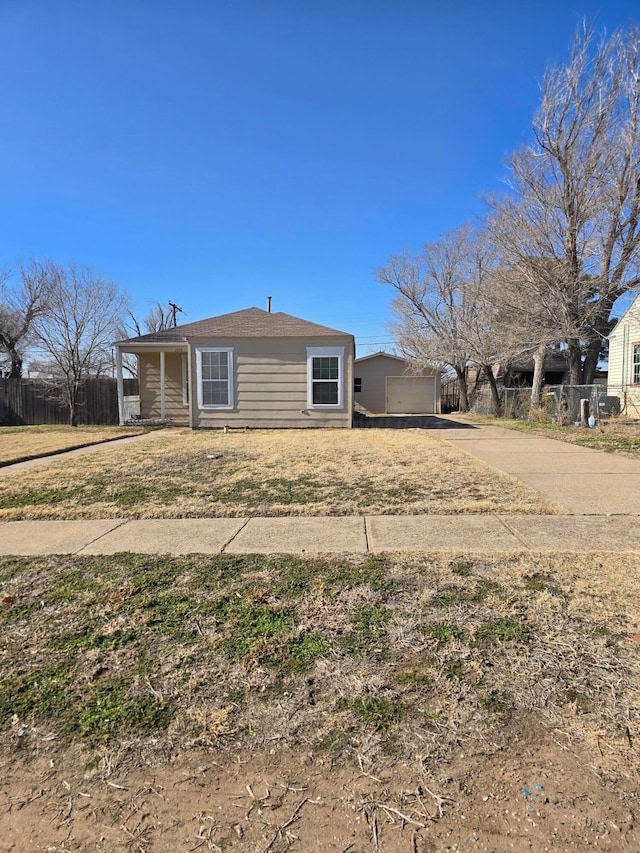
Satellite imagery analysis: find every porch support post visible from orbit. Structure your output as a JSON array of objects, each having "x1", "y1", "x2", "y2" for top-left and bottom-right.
[
  {"x1": 115, "y1": 346, "x2": 125, "y2": 426},
  {"x1": 159, "y1": 350, "x2": 166, "y2": 422}
]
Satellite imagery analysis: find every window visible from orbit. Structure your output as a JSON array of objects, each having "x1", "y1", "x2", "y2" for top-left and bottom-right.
[
  {"x1": 354, "y1": 377, "x2": 362, "y2": 393},
  {"x1": 307, "y1": 346, "x2": 344, "y2": 408},
  {"x1": 196, "y1": 347, "x2": 233, "y2": 409},
  {"x1": 634, "y1": 344, "x2": 640, "y2": 384}
]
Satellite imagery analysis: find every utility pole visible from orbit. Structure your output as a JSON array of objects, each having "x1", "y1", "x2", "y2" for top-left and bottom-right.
[{"x1": 168, "y1": 301, "x2": 184, "y2": 328}]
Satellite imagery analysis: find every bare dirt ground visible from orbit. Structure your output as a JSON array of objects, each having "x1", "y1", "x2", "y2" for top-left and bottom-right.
[
  {"x1": 2, "y1": 716, "x2": 638, "y2": 853},
  {"x1": 1, "y1": 551, "x2": 638, "y2": 852}
]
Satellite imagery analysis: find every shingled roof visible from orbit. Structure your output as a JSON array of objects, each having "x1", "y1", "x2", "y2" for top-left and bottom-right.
[{"x1": 116, "y1": 307, "x2": 352, "y2": 344}]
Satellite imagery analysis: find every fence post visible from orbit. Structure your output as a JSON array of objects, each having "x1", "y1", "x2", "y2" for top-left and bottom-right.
[{"x1": 580, "y1": 398, "x2": 589, "y2": 427}]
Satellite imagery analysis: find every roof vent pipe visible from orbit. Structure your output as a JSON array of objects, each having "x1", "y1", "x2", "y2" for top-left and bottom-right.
[{"x1": 267, "y1": 296, "x2": 272, "y2": 312}]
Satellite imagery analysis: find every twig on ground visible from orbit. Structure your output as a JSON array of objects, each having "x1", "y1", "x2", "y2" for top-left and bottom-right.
[
  {"x1": 263, "y1": 797, "x2": 319, "y2": 852},
  {"x1": 357, "y1": 753, "x2": 382, "y2": 783},
  {"x1": 371, "y1": 802, "x2": 427, "y2": 829},
  {"x1": 421, "y1": 784, "x2": 455, "y2": 819}
]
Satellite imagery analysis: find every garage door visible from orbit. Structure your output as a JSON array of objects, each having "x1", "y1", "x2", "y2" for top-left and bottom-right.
[{"x1": 386, "y1": 376, "x2": 436, "y2": 414}]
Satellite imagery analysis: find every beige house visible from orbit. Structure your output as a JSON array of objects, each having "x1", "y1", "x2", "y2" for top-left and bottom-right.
[
  {"x1": 114, "y1": 307, "x2": 355, "y2": 429},
  {"x1": 354, "y1": 352, "x2": 441, "y2": 414},
  {"x1": 608, "y1": 293, "x2": 640, "y2": 417}
]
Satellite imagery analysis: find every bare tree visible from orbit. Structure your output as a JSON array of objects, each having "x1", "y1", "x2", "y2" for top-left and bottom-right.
[
  {"x1": 0, "y1": 260, "x2": 55, "y2": 378},
  {"x1": 31, "y1": 263, "x2": 130, "y2": 426},
  {"x1": 488, "y1": 257, "x2": 584, "y2": 409},
  {"x1": 378, "y1": 224, "x2": 520, "y2": 414},
  {"x1": 491, "y1": 24, "x2": 640, "y2": 384},
  {"x1": 117, "y1": 301, "x2": 186, "y2": 378}
]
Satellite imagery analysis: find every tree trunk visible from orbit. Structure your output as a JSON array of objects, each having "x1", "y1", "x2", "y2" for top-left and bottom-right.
[
  {"x1": 68, "y1": 381, "x2": 80, "y2": 427},
  {"x1": 7, "y1": 343, "x2": 23, "y2": 379},
  {"x1": 567, "y1": 339, "x2": 583, "y2": 385},
  {"x1": 581, "y1": 338, "x2": 601, "y2": 385},
  {"x1": 484, "y1": 365, "x2": 502, "y2": 415},
  {"x1": 530, "y1": 343, "x2": 547, "y2": 412},
  {"x1": 456, "y1": 366, "x2": 469, "y2": 412}
]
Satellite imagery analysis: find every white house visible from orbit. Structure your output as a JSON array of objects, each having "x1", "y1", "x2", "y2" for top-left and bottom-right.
[{"x1": 608, "y1": 293, "x2": 640, "y2": 417}]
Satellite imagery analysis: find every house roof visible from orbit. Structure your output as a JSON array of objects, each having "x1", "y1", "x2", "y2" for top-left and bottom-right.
[
  {"x1": 116, "y1": 307, "x2": 352, "y2": 345},
  {"x1": 609, "y1": 292, "x2": 640, "y2": 340},
  {"x1": 355, "y1": 351, "x2": 406, "y2": 364}
]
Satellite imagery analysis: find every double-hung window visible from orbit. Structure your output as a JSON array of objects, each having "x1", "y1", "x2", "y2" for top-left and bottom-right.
[
  {"x1": 307, "y1": 347, "x2": 344, "y2": 408},
  {"x1": 196, "y1": 347, "x2": 234, "y2": 409},
  {"x1": 634, "y1": 343, "x2": 640, "y2": 384}
]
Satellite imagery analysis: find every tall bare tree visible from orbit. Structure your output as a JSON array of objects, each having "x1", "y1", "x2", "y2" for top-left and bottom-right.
[
  {"x1": 377, "y1": 224, "x2": 520, "y2": 413},
  {"x1": 31, "y1": 263, "x2": 130, "y2": 426},
  {"x1": 0, "y1": 260, "x2": 55, "y2": 378},
  {"x1": 491, "y1": 24, "x2": 640, "y2": 385}
]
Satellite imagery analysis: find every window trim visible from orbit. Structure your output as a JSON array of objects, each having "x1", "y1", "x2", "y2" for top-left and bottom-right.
[
  {"x1": 195, "y1": 346, "x2": 234, "y2": 410},
  {"x1": 307, "y1": 346, "x2": 344, "y2": 409},
  {"x1": 633, "y1": 342, "x2": 640, "y2": 385}
]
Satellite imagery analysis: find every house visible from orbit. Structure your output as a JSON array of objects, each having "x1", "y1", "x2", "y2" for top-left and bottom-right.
[
  {"x1": 353, "y1": 352, "x2": 441, "y2": 415},
  {"x1": 608, "y1": 293, "x2": 640, "y2": 416},
  {"x1": 114, "y1": 307, "x2": 355, "y2": 429}
]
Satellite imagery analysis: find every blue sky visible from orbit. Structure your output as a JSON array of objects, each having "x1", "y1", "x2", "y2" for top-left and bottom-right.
[{"x1": 1, "y1": 0, "x2": 639, "y2": 355}]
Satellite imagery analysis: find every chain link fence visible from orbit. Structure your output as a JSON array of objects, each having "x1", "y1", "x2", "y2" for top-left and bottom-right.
[{"x1": 470, "y1": 384, "x2": 618, "y2": 424}]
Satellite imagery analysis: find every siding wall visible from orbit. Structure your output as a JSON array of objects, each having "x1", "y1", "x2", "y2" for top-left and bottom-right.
[
  {"x1": 607, "y1": 296, "x2": 640, "y2": 416},
  {"x1": 139, "y1": 352, "x2": 189, "y2": 425},
  {"x1": 354, "y1": 355, "x2": 441, "y2": 414},
  {"x1": 190, "y1": 336, "x2": 353, "y2": 429}
]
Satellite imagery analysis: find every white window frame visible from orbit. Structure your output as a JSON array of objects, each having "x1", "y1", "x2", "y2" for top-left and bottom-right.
[
  {"x1": 196, "y1": 346, "x2": 234, "y2": 410},
  {"x1": 633, "y1": 343, "x2": 640, "y2": 385},
  {"x1": 307, "y1": 346, "x2": 344, "y2": 409}
]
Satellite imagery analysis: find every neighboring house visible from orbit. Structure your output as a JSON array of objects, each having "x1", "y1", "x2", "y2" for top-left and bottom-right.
[
  {"x1": 608, "y1": 293, "x2": 640, "y2": 416},
  {"x1": 354, "y1": 352, "x2": 441, "y2": 415},
  {"x1": 114, "y1": 307, "x2": 355, "y2": 429}
]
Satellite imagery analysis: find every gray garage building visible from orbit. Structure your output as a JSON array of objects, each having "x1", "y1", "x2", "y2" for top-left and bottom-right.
[{"x1": 353, "y1": 352, "x2": 441, "y2": 415}]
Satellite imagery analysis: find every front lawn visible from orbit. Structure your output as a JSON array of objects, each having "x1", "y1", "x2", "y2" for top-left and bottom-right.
[
  {"x1": 0, "y1": 425, "x2": 149, "y2": 466},
  {"x1": 0, "y1": 428, "x2": 561, "y2": 518},
  {"x1": 0, "y1": 551, "x2": 638, "y2": 850}
]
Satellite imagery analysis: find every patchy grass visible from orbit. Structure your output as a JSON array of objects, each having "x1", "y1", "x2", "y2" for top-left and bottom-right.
[
  {"x1": 475, "y1": 415, "x2": 640, "y2": 458},
  {"x1": 0, "y1": 428, "x2": 562, "y2": 518},
  {"x1": 0, "y1": 425, "x2": 148, "y2": 466},
  {"x1": 0, "y1": 550, "x2": 638, "y2": 788},
  {"x1": 1, "y1": 550, "x2": 640, "y2": 851}
]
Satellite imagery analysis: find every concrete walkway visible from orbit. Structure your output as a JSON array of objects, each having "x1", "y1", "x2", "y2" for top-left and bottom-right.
[
  {"x1": 2, "y1": 513, "x2": 640, "y2": 556},
  {"x1": 428, "y1": 417, "x2": 640, "y2": 515},
  {"x1": 1, "y1": 418, "x2": 639, "y2": 555}
]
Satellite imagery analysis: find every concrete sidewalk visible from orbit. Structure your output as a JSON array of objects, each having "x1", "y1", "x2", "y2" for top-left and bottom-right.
[{"x1": 1, "y1": 514, "x2": 640, "y2": 555}]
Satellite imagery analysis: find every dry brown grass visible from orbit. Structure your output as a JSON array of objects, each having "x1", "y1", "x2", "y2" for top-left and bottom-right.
[
  {"x1": 0, "y1": 550, "x2": 638, "y2": 843},
  {"x1": 0, "y1": 428, "x2": 561, "y2": 519},
  {"x1": 0, "y1": 425, "x2": 148, "y2": 465}
]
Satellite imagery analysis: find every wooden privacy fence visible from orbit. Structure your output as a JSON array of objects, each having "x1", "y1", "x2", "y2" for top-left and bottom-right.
[{"x1": 0, "y1": 378, "x2": 138, "y2": 426}]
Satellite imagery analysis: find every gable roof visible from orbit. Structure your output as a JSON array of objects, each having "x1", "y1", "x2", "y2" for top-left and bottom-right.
[
  {"x1": 609, "y1": 292, "x2": 640, "y2": 340},
  {"x1": 116, "y1": 307, "x2": 352, "y2": 345},
  {"x1": 355, "y1": 351, "x2": 406, "y2": 364}
]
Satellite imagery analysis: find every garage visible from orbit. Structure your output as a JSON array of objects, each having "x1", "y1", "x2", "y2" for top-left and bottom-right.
[
  {"x1": 386, "y1": 375, "x2": 437, "y2": 414},
  {"x1": 354, "y1": 352, "x2": 441, "y2": 415}
]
